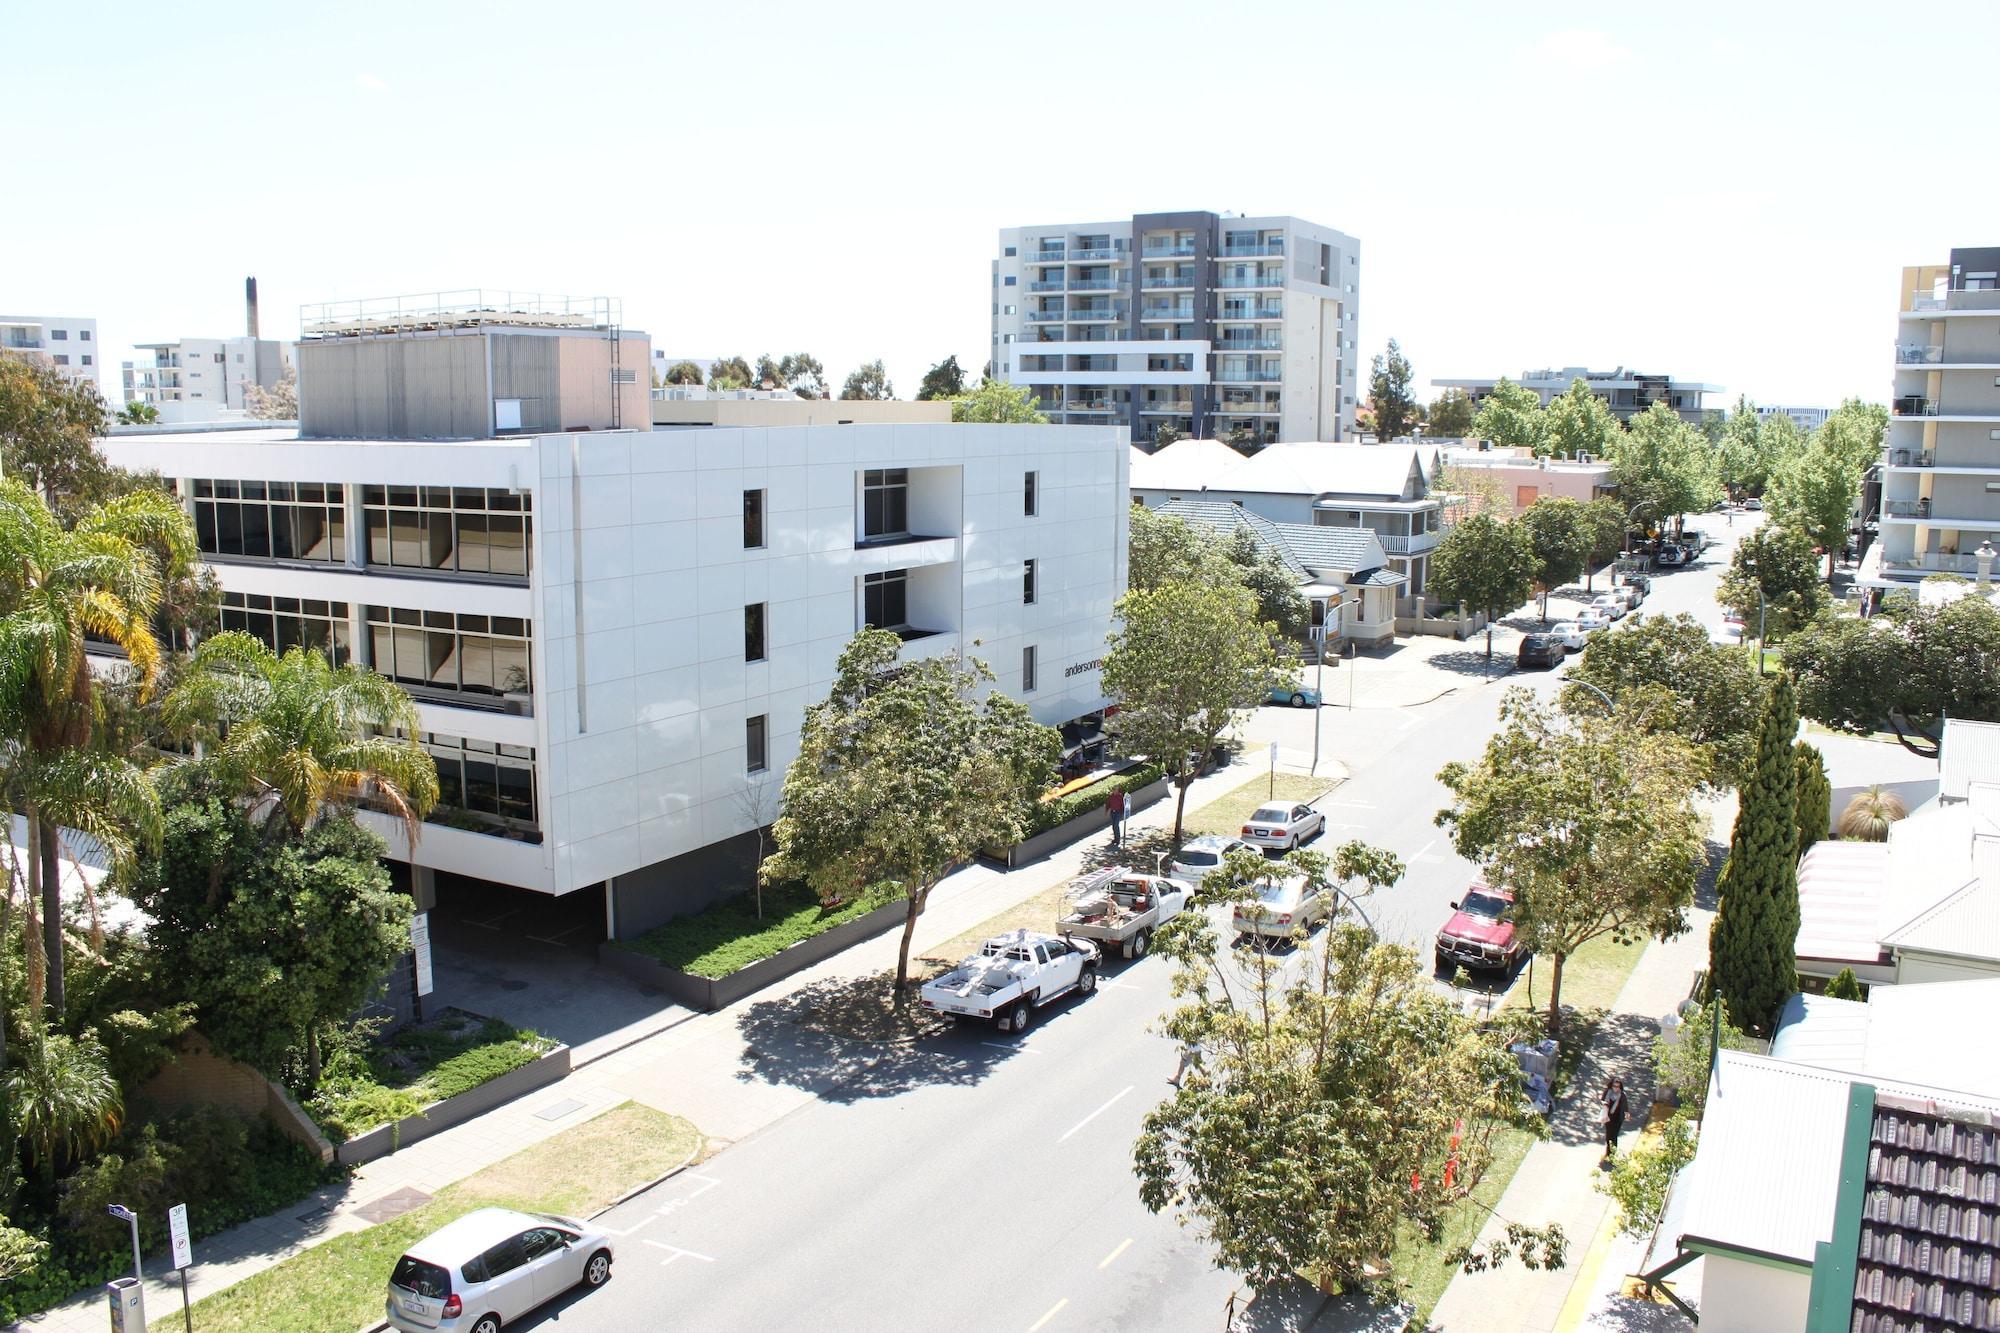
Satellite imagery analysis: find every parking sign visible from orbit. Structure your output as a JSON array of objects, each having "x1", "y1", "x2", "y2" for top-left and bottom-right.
[{"x1": 168, "y1": 1203, "x2": 190, "y2": 1271}]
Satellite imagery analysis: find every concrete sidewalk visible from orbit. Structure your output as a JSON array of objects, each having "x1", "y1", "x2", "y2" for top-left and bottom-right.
[{"x1": 21, "y1": 753, "x2": 1337, "y2": 1331}]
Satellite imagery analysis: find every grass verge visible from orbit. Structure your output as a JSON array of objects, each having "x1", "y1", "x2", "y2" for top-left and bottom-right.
[
  {"x1": 621, "y1": 878, "x2": 883, "y2": 979},
  {"x1": 188, "y1": 1102, "x2": 700, "y2": 1333},
  {"x1": 1186, "y1": 773, "x2": 1337, "y2": 840},
  {"x1": 310, "y1": 1010, "x2": 555, "y2": 1142}
]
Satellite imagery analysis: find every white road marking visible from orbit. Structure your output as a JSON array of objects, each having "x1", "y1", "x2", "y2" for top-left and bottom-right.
[
  {"x1": 983, "y1": 1042, "x2": 1044, "y2": 1055},
  {"x1": 598, "y1": 1173, "x2": 721, "y2": 1236},
  {"x1": 1098, "y1": 1237, "x2": 1133, "y2": 1270},
  {"x1": 1410, "y1": 839, "x2": 1443, "y2": 863},
  {"x1": 1059, "y1": 1086, "x2": 1133, "y2": 1143},
  {"x1": 467, "y1": 908, "x2": 522, "y2": 930},
  {"x1": 644, "y1": 1239, "x2": 716, "y2": 1265},
  {"x1": 1322, "y1": 801, "x2": 1376, "y2": 809},
  {"x1": 1028, "y1": 1297, "x2": 1069, "y2": 1332}
]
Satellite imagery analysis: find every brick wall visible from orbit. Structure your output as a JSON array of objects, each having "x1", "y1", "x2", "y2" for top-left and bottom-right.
[{"x1": 137, "y1": 1034, "x2": 334, "y2": 1163}]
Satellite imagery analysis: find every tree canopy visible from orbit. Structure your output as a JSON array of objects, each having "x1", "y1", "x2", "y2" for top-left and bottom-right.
[
  {"x1": 915, "y1": 355, "x2": 967, "y2": 401},
  {"x1": 707, "y1": 355, "x2": 753, "y2": 390},
  {"x1": 660, "y1": 360, "x2": 705, "y2": 386},
  {"x1": 1427, "y1": 388, "x2": 1476, "y2": 438},
  {"x1": 1786, "y1": 597, "x2": 2000, "y2": 756},
  {"x1": 949, "y1": 378, "x2": 1047, "y2": 424},
  {"x1": 761, "y1": 630, "x2": 1058, "y2": 989},
  {"x1": 1766, "y1": 441, "x2": 1857, "y2": 579},
  {"x1": 1610, "y1": 402, "x2": 1719, "y2": 525},
  {"x1": 1717, "y1": 523, "x2": 1828, "y2": 639},
  {"x1": 838, "y1": 359, "x2": 895, "y2": 401},
  {"x1": 0, "y1": 358, "x2": 117, "y2": 521},
  {"x1": 1472, "y1": 378, "x2": 1548, "y2": 454},
  {"x1": 1545, "y1": 378, "x2": 1623, "y2": 461},
  {"x1": 1709, "y1": 674, "x2": 1801, "y2": 1037},
  {"x1": 1428, "y1": 513, "x2": 1536, "y2": 656},
  {"x1": 1517, "y1": 497, "x2": 1591, "y2": 621},
  {"x1": 1816, "y1": 399, "x2": 1889, "y2": 475},
  {"x1": 243, "y1": 366, "x2": 297, "y2": 421},
  {"x1": 1438, "y1": 690, "x2": 1706, "y2": 1038},
  {"x1": 1223, "y1": 529, "x2": 1310, "y2": 643},
  {"x1": 1563, "y1": 613, "x2": 1767, "y2": 789},
  {"x1": 1367, "y1": 339, "x2": 1417, "y2": 441}
]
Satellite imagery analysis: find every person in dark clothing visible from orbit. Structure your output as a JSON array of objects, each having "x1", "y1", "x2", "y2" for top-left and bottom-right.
[
  {"x1": 1602, "y1": 1076, "x2": 1629, "y2": 1158},
  {"x1": 1106, "y1": 788, "x2": 1128, "y2": 845}
]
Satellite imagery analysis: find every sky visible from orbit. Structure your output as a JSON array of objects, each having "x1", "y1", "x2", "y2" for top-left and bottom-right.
[{"x1": 5, "y1": 0, "x2": 1997, "y2": 415}]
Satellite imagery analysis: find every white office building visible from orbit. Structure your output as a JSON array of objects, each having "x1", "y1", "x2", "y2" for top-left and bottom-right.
[
  {"x1": 992, "y1": 211, "x2": 1361, "y2": 447},
  {"x1": 1431, "y1": 366, "x2": 1720, "y2": 425},
  {"x1": 123, "y1": 335, "x2": 292, "y2": 418},
  {"x1": 1, "y1": 314, "x2": 102, "y2": 391},
  {"x1": 98, "y1": 293, "x2": 1126, "y2": 940}
]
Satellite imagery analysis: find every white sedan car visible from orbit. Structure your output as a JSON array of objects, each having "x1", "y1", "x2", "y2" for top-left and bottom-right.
[
  {"x1": 1591, "y1": 593, "x2": 1627, "y2": 621},
  {"x1": 388, "y1": 1208, "x2": 613, "y2": 1333},
  {"x1": 1231, "y1": 875, "x2": 1330, "y2": 943},
  {"x1": 1240, "y1": 801, "x2": 1326, "y2": 852},
  {"x1": 1573, "y1": 609, "x2": 1608, "y2": 637},
  {"x1": 1546, "y1": 621, "x2": 1588, "y2": 652},
  {"x1": 1165, "y1": 835, "x2": 1256, "y2": 887}
]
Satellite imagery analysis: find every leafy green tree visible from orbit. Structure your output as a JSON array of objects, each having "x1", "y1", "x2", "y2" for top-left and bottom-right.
[
  {"x1": 1816, "y1": 399, "x2": 1889, "y2": 475},
  {"x1": 1581, "y1": 496, "x2": 1627, "y2": 593},
  {"x1": 1224, "y1": 530, "x2": 1310, "y2": 643},
  {"x1": 1135, "y1": 908, "x2": 1564, "y2": 1297},
  {"x1": 242, "y1": 366, "x2": 297, "y2": 420},
  {"x1": 1717, "y1": 523, "x2": 1827, "y2": 640},
  {"x1": 1611, "y1": 402, "x2": 1720, "y2": 525},
  {"x1": 1545, "y1": 378, "x2": 1623, "y2": 460},
  {"x1": 5, "y1": 1030, "x2": 120, "y2": 1183},
  {"x1": 1717, "y1": 396, "x2": 1771, "y2": 496},
  {"x1": 1438, "y1": 690, "x2": 1706, "y2": 1039},
  {"x1": 1709, "y1": 674, "x2": 1801, "y2": 1038},
  {"x1": 915, "y1": 356, "x2": 967, "y2": 401},
  {"x1": 1427, "y1": 513, "x2": 1536, "y2": 658},
  {"x1": 1653, "y1": 997, "x2": 1755, "y2": 1116},
  {"x1": 0, "y1": 358, "x2": 117, "y2": 520},
  {"x1": 1104, "y1": 581, "x2": 1277, "y2": 847},
  {"x1": 660, "y1": 360, "x2": 705, "y2": 386},
  {"x1": 1518, "y1": 497, "x2": 1591, "y2": 622},
  {"x1": 949, "y1": 378, "x2": 1047, "y2": 424},
  {"x1": 1824, "y1": 967, "x2": 1864, "y2": 1001},
  {"x1": 113, "y1": 402, "x2": 159, "y2": 425},
  {"x1": 1793, "y1": 742, "x2": 1831, "y2": 856},
  {"x1": 1564, "y1": 614, "x2": 1766, "y2": 790},
  {"x1": 775, "y1": 353, "x2": 827, "y2": 399},
  {"x1": 0, "y1": 1216, "x2": 46, "y2": 1281},
  {"x1": 164, "y1": 633, "x2": 439, "y2": 839},
  {"x1": 707, "y1": 355, "x2": 753, "y2": 390},
  {"x1": 1601, "y1": 1112, "x2": 1697, "y2": 1238},
  {"x1": 1766, "y1": 443, "x2": 1858, "y2": 580},
  {"x1": 761, "y1": 631, "x2": 1058, "y2": 991},
  {"x1": 1427, "y1": 388, "x2": 1477, "y2": 438},
  {"x1": 129, "y1": 769, "x2": 414, "y2": 1086},
  {"x1": 1787, "y1": 598, "x2": 2000, "y2": 756},
  {"x1": 0, "y1": 481, "x2": 194, "y2": 1021},
  {"x1": 1151, "y1": 423, "x2": 1184, "y2": 448},
  {"x1": 838, "y1": 359, "x2": 894, "y2": 401},
  {"x1": 752, "y1": 354, "x2": 785, "y2": 390},
  {"x1": 1367, "y1": 339, "x2": 1417, "y2": 440},
  {"x1": 1128, "y1": 505, "x2": 1229, "y2": 592},
  {"x1": 1472, "y1": 378, "x2": 1549, "y2": 454}
]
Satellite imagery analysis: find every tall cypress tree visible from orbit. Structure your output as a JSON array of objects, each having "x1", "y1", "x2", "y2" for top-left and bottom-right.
[
  {"x1": 1710, "y1": 674, "x2": 1801, "y2": 1036},
  {"x1": 1793, "y1": 741, "x2": 1831, "y2": 858}
]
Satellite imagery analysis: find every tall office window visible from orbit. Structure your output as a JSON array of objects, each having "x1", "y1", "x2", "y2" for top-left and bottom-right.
[
  {"x1": 746, "y1": 715, "x2": 769, "y2": 774},
  {"x1": 1023, "y1": 559, "x2": 1037, "y2": 605},
  {"x1": 193, "y1": 479, "x2": 347, "y2": 564},
  {"x1": 862, "y1": 469, "x2": 909, "y2": 540},
  {"x1": 862, "y1": 570, "x2": 908, "y2": 630},
  {"x1": 744, "y1": 603, "x2": 767, "y2": 662},
  {"x1": 744, "y1": 489, "x2": 765, "y2": 549},
  {"x1": 1024, "y1": 470, "x2": 1040, "y2": 517},
  {"x1": 1022, "y1": 645, "x2": 1038, "y2": 693}
]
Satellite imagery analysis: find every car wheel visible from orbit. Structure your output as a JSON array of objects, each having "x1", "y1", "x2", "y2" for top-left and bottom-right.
[
  {"x1": 584, "y1": 1249, "x2": 612, "y2": 1287},
  {"x1": 1133, "y1": 929, "x2": 1151, "y2": 959},
  {"x1": 472, "y1": 1317, "x2": 501, "y2": 1333},
  {"x1": 1435, "y1": 949, "x2": 1453, "y2": 975},
  {"x1": 1011, "y1": 1000, "x2": 1034, "y2": 1034},
  {"x1": 1080, "y1": 967, "x2": 1098, "y2": 995},
  {"x1": 1290, "y1": 692, "x2": 1308, "y2": 708}
]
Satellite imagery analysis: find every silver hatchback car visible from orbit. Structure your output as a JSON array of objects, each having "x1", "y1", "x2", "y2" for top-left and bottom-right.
[{"x1": 387, "y1": 1207, "x2": 614, "y2": 1333}]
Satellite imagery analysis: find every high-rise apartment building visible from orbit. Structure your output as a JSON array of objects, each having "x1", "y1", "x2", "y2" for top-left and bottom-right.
[
  {"x1": 123, "y1": 335, "x2": 293, "y2": 416},
  {"x1": 1869, "y1": 247, "x2": 2000, "y2": 584},
  {"x1": 0, "y1": 314, "x2": 102, "y2": 391},
  {"x1": 991, "y1": 212, "x2": 1360, "y2": 447},
  {"x1": 98, "y1": 291, "x2": 1125, "y2": 947}
]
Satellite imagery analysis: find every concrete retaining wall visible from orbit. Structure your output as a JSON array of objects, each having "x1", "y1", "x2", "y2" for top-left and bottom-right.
[
  {"x1": 988, "y1": 776, "x2": 1170, "y2": 869},
  {"x1": 335, "y1": 1043, "x2": 572, "y2": 1166},
  {"x1": 600, "y1": 898, "x2": 910, "y2": 1012}
]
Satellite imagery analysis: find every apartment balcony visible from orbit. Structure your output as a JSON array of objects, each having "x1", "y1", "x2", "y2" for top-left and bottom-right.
[
  {"x1": 1905, "y1": 288, "x2": 2000, "y2": 315},
  {"x1": 1028, "y1": 280, "x2": 1066, "y2": 292},
  {"x1": 1027, "y1": 310, "x2": 1068, "y2": 322},
  {"x1": 1885, "y1": 449, "x2": 2000, "y2": 473},
  {"x1": 1221, "y1": 305, "x2": 1285, "y2": 320},
  {"x1": 1217, "y1": 335, "x2": 1283, "y2": 351},
  {"x1": 1882, "y1": 552, "x2": 1985, "y2": 578},
  {"x1": 1215, "y1": 367, "x2": 1282, "y2": 382},
  {"x1": 1067, "y1": 278, "x2": 1127, "y2": 292},
  {"x1": 1141, "y1": 306, "x2": 1196, "y2": 322},
  {"x1": 1890, "y1": 396, "x2": 2000, "y2": 421},
  {"x1": 1221, "y1": 241, "x2": 1284, "y2": 257},
  {"x1": 1893, "y1": 397, "x2": 1939, "y2": 417},
  {"x1": 1894, "y1": 344, "x2": 2000, "y2": 369},
  {"x1": 1217, "y1": 402, "x2": 1282, "y2": 415},
  {"x1": 1142, "y1": 276, "x2": 1195, "y2": 290},
  {"x1": 1067, "y1": 307, "x2": 1122, "y2": 322},
  {"x1": 1143, "y1": 245, "x2": 1197, "y2": 259},
  {"x1": 1139, "y1": 400, "x2": 1195, "y2": 414},
  {"x1": 1031, "y1": 250, "x2": 1067, "y2": 262},
  {"x1": 1216, "y1": 274, "x2": 1283, "y2": 288},
  {"x1": 1877, "y1": 499, "x2": 2000, "y2": 527},
  {"x1": 1063, "y1": 400, "x2": 1121, "y2": 415},
  {"x1": 1070, "y1": 248, "x2": 1120, "y2": 262},
  {"x1": 1377, "y1": 531, "x2": 1440, "y2": 554},
  {"x1": 2, "y1": 338, "x2": 42, "y2": 351}
]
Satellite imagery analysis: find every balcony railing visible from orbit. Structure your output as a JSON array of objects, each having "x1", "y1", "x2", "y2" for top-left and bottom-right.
[
  {"x1": 1221, "y1": 241, "x2": 1284, "y2": 257},
  {"x1": 1216, "y1": 366, "x2": 1281, "y2": 382},
  {"x1": 1143, "y1": 276, "x2": 1194, "y2": 289},
  {"x1": 3, "y1": 338, "x2": 42, "y2": 350},
  {"x1": 1376, "y1": 531, "x2": 1438, "y2": 554},
  {"x1": 1071, "y1": 248, "x2": 1119, "y2": 261},
  {"x1": 1068, "y1": 307, "x2": 1122, "y2": 322},
  {"x1": 1884, "y1": 499, "x2": 1931, "y2": 518},
  {"x1": 1217, "y1": 336, "x2": 1283, "y2": 351},
  {"x1": 1140, "y1": 401, "x2": 1194, "y2": 414},
  {"x1": 1896, "y1": 345, "x2": 1945, "y2": 364},
  {"x1": 1028, "y1": 280, "x2": 1065, "y2": 292},
  {"x1": 1217, "y1": 274, "x2": 1283, "y2": 288},
  {"x1": 1887, "y1": 450, "x2": 1937, "y2": 468},
  {"x1": 1143, "y1": 245, "x2": 1197, "y2": 258},
  {"x1": 1031, "y1": 250, "x2": 1067, "y2": 262},
  {"x1": 1884, "y1": 553, "x2": 1984, "y2": 575},
  {"x1": 1141, "y1": 306, "x2": 1196, "y2": 321},
  {"x1": 1218, "y1": 401, "x2": 1282, "y2": 414},
  {"x1": 1893, "y1": 397, "x2": 1938, "y2": 417},
  {"x1": 1221, "y1": 305, "x2": 1285, "y2": 319},
  {"x1": 1027, "y1": 310, "x2": 1067, "y2": 322},
  {"x1": 1909, "y1": 288, "x2": 2000, "y2": 312},
  {"x1": 1067, "y1": 278, "x2": 1127, "y2": 291},
  {"x1": 1063, "y1": 400, "x2": 1120, "y2": 413}
]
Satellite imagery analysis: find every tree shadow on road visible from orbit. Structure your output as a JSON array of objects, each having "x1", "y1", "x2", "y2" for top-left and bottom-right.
[
  {"x1": 1226, "y1": 1278, "x2": 1413, "y2": 1331},
  {"x1": 1422, "y1": 648, "x2": 1518, "y2": 679},
  {"x1": 733, "y1": 971, "x2": 1027, "y2": 1103}
]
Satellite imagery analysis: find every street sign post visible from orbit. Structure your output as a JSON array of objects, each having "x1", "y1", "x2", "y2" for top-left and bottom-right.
[
  {"x1": 1267, "y1": 740, "x2": 1277, "y2": 798},
  {"x1": 166, "y1": 1204, "x2": 192, "y2": 1333},
  {"x1": 411, "y1": 912, "x2": 434, "y2": 997}
]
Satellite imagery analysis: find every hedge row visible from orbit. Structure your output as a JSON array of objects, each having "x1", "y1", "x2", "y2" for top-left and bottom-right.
[{"x1": 1025, "y1": 763, "x2": 1165, "y2": 836}]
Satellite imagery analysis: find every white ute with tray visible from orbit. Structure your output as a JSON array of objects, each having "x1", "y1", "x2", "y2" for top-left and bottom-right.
[
  {"x1": 1057, "y1": 866, "x2": 1190, "y2": 960},
  {"x1": 919, "y1": 929, "x2": 1100, "y2": 1033}
]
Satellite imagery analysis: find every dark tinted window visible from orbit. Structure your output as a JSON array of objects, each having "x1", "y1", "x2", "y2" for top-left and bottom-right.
[
  {"x1": 520, "y1": 1228, "x2": 566, "y2": 1259},
  {"x1": 1524, "y1": 636, "x2": 1553, "y2": 649},
  {"x1": 391, "y1": 1256, "x2": 451, "y2": 1298},
  {"x1": 478, "y1": 1236, "x2": 527, "y2": 1279}
]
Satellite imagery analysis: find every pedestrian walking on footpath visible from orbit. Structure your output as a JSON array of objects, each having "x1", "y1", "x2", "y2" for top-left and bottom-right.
[
  {"x1": 1169, "y1": 1034, "x2": 1203, "y2": 1088},
  {"x1": 1106, "y1": 788, "x2": 1128, "y2": 846},
  {"x1": 1601, "y1": 1076, "x2": 1629, "y2": 1162}
]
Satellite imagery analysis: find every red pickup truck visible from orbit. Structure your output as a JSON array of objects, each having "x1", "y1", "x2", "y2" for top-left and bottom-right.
[{"x1": 1435, "y1": 883, "x2": 1525, "y2": 975}]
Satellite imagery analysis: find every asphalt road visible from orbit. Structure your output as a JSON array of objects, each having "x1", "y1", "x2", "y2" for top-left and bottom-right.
[{"x1": 512, "y1": 515, "x2": 1755, "y2": 1333}]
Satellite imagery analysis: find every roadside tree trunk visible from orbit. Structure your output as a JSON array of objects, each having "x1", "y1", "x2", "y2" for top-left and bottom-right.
[
  {"x1": 1545, "y1": 951, "x2": 1568, "y2": 1042},
  {"x1": 1172, "y1": 772, "x2": 1194, "y2": 849},
  {"x1": 893, "y1": 882, "x2": 932, "y2": 992}
]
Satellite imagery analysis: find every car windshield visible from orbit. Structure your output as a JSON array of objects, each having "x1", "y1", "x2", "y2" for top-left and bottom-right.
[
  {"x1": 391, "y1": 1256, "x2": 452, "y2": 1299},
  {"x1": 1179, "y1": 851, "x2": 1218, "y2": 867},
  {"x1": 1525, "y1": 636, "x2": 1552, "y2": 648},
  {"x1": 1461, "y1": 891, "x2": 1510, "y2": 919},
  {"x1": 1249, "y1": 806, "x2": 1289, "y2": 823}
]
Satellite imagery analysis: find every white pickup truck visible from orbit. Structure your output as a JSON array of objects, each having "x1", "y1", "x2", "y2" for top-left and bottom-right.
[
  {"x1": 919, "y1": 929, "x2": 1100, "y2": 1033},
  {"x1": 1058, "y1": 867, "x2": 1190, "y2": 960}
]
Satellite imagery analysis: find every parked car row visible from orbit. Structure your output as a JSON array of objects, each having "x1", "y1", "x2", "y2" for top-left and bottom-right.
[{"x1": 1523, "y1": 583, "x2": 1646, "y2": 668}]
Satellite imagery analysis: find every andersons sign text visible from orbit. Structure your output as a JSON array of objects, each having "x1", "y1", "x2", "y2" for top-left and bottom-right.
[{"x1": 1065, "y1": 658, "x2": 1104, "y2": 679}]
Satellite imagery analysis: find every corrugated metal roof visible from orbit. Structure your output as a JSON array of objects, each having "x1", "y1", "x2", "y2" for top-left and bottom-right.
[
  {"x1": 1881, "y1": 873, "x2": 2000, "y2": 963},
  {"x1": 1797, "y1": 840, "x2": 1896, "y2": 964},
  {"x1": 1940, "y1": 717, "x2": 2000, "y2": 801},
  {"x1": 1131, "y1": 440, "x2": 1445, "y2": 502},
  {"x1": 1771, "y1": 993, "x2": 1870, "y2": 1070},
  {"x1": 1128, "y1": 439, "x2": 1248, "y2": 494},
  {"x1": 1772, "y1": 980, "x2": 2000, "y2": 1097}
]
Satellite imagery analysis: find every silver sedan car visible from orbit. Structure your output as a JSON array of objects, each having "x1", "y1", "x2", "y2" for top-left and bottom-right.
[
  {"x1": 387, "y1": 1207, "x2": 614, "y2": 1333},
  {"x1": 1239, "y1": 801, "x2": 1326, "y2": 852}
]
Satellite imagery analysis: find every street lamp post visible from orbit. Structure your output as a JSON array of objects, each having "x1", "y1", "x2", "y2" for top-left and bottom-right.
[{"x1": 1569, "y1": 680, "x2": 1615, "y2": 714}]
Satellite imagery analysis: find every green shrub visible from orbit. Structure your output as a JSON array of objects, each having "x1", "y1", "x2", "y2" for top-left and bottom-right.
[
  {"x1": 304, "y1": 1012, "x2": 553, "y2": 1141},
  {"x1": 623, "y1": 879, "x2": 889, "y2": 980},
  {"x1": 1025, "y1": 763, "x2": 1165, "y2": 836}
]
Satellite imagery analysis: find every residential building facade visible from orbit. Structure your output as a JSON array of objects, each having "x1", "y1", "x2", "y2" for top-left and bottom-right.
[
  {"x1": 123, "y1": 335, "x2": 293, "y2": 418},
  {"x1": 992, "y1": 212, "x2": 1360, "y2": 447},
  {"x1": 1440, "y1": 446, "x2": 1617, "y2": 516},
  {"x1": 1431, "y1": 366, "x2": 1720, "y2": 425},
  {"x1": 1, "y1": 314, "x2": 102, "y2": 391},
  {"x1": 1755, "y1": 404, "x2": 1831, "y2": 433},
  {"x1": 1867, "y1": 246, "x2": 2000, "y2": 583},
  {"x1": 98, "y1": 293, "x2": 1125, "y2": 943}
]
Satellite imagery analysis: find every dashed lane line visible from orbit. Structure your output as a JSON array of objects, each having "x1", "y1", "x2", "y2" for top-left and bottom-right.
[
  {"x1": 1028, "y1": 1297, "x2": 1068, "y2": 1332},
  {"x1": 1058, "y1": 1086, "x2": 1133, "y2": 1143},
  {"x1": 1098, "y1": 1238, "x2": 1133, "y2": 1270}
]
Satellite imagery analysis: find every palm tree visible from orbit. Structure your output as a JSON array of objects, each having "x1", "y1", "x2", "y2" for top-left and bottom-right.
[
  {"x1": 165, "y1": 633, "x2": 439, "y2": 839},
  {"x1": 1837, "y1": 786, "x2": 1908, "y2": 842},
  {"x1": 4, "y1": 1030, "x2": 121, "y2": 1183},
  {"x1": 0, "y1": 481, "x2": 193, "y2": 1022}
]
